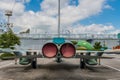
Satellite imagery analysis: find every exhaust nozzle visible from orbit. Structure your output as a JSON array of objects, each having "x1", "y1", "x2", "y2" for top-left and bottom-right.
[
  {"x1": 42, "y1": 43, "x2": 58, "y2": 58},
  {"x1": 60, "y1": 43, "x2": 76, "y2": 58}
]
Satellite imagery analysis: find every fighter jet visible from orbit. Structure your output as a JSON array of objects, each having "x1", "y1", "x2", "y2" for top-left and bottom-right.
[{"x1": 1, "y1": 0, "x2": 117, "y2": 69}]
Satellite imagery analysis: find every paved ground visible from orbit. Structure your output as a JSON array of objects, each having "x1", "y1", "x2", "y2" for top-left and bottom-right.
[
  {"x1": 0, "y1": 60, "x2": 14, "y2": 69},
  {"x1": 0, "y1": 54, "x2": 120, "y2": 80}
]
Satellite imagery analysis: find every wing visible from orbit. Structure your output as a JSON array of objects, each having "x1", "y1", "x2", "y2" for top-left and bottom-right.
[{"x1": 76, "y1": 49, "x2": 120, "y2": 53}]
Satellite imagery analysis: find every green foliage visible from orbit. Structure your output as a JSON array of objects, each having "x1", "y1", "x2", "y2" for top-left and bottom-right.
[
  {"x1": 0, "y1": 30, "x2": 21, "y2": 49},
  {"x1": 0, "y1": 53, "x2": 15, "y2": 57},
  {"x1": 93, "y1": 42, "x2": 102, "y2": 50},
  {"x1": 0, "y1": 53, "x2": 15, "y2": 60},
  {"x1": 71, "y1": 40, "x2": 78, "y2": 45}
]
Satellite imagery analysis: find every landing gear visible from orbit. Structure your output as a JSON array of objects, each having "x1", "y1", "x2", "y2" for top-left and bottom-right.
[
  {"x1": 31, "y1": 59, "x2": 37, "y2": 69},
  {"x1": 31, "y1": 52, "x2": 37, "y2": 69},
  {"x1": 80, "y1": 53, "x2": 86, "y2": 69},
  {"x1": 56, "y1": 53, "x2": 62, "y2": 63},
  {"x1": 56, "y1": 57, "x2": 62, "y2": 63},
  {"x1": 80, "y1": 59, "x2": 86, "y2": 69}
]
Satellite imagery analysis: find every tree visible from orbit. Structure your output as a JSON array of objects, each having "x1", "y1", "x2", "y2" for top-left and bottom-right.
[
  {"x1": 71, "y1": 40, "x2": 78, "y2": 45},
  {"x1": 0, "y1": 30, "x2": 21, "y2": 49},
  {"x1": 93, "y1": 42, "x2": 102, "y2": 50}
]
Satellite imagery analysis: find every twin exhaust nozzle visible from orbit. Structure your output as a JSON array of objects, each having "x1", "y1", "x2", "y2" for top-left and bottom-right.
[{"x1": 42, "y1": 43, "x2": 76, "y2": 58}]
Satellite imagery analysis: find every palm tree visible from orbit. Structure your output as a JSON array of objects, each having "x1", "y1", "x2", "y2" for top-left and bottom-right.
[{"x1": 93, "y1": 42, "x2": 102, "y2": 50}]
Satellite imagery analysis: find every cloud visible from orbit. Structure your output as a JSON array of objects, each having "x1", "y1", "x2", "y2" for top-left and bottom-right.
[
  {"x1": 12, "y1": 10, "x2": 58, "y2": 33},
  {"x1": 110, "y1": 30, "x2": 120, "y2": 34},
  {"x1": 0, "y1": 0, "x2": 14, "y2": 12},
  {"x1": 66, "y1": 24, "x2": 115, "y2": 34},
  {"x1": 0, "y1": 0, "x2": 118, "y2": 34},
  {"x1": 40, "y1": 0, "x2": 69, "y2": 16},
  {"x1": 15, "y1": 0, "x2": 31, "y2": 3},
  {"x1": 0, "y1": 0, "x2": 25, "y2": 22},
  {"x1": 60, "y1": 0, "x2": 106, "y2": 25},
  {"x1": 104, "y1": 4, "x2": 113, "y2": 9},
  {"x1": 40, "y1": 0, "x2": 106, "y2": 25}
]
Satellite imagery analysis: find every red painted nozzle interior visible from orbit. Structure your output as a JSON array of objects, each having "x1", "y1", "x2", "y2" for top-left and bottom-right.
[
  {"x1": 60, "y1": 43, "x2": 76, "y2": 58},
  {"x1": 42, "y1": 43, "x2": 58, "y2": 58}
]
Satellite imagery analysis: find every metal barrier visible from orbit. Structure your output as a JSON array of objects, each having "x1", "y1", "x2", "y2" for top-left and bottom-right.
[{"x1": 17, "y1": 34, "x2": 118, "y2": 40}]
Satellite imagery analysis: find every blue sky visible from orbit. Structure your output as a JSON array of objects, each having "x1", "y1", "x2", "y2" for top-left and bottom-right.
[
  {"x1": 25, "y1": 0, "x2": 79, "y2": 11},
  {"x1": 0, "y1": 0, "x2": 120, "y2": 34},
  {"x1": 25, "y1": 0, "x2": 120, "y2": 29},
  {"x1": 80, "y1": 0, "x2": 120, "y2": 29},
  {"x1": 25, "y1": 0, "x2": 43, "y2": 12}
]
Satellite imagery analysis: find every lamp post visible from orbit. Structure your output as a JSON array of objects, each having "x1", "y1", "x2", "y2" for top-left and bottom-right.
[
  {"x1": 58, "y1": 0, "x2": 60, "y2": 37},
  {"x1": 5, "y1": 10, "x2": 12, "y2": 31}
]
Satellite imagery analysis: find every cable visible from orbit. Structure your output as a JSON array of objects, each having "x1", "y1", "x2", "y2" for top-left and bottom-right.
[{"x1": 11, "y1": 0, "x2": 18, "y2": 13}]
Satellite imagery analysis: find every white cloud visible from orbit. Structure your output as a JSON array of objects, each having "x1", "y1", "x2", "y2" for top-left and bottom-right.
[
  {"x1": 104, "y1": 5, "x2": 112, "y2": 9},
  {"x1": 0, "y1": 0, "x2": 15, "y2": 11},
  {"x1": 12, "y1": 11, "x2": 58, "y2": 33},
  {"x1": 40, "y1": 0, "x2": 69, "y2": 16},
  {"x1": 0, "y1": 0, "x2": 118, "y2": 34},
  {"x1": 0, "y1": 0, "x2": 25, "y2": 20},
  {"x1": 61, "y1": 0, "x2": 105, "y2": 25},
  {"x1": 61, "y1": 24, "x2": 113, "y2": 34},
  {"x1": 67, "y1": 24, "x2": 115, "y2": 34},
  {"x1": 15, "y1": 0, "x2": 31, "y2": 3},
  {"x1": 110, "y1": 30, "x2": 120, "y2": 34}
]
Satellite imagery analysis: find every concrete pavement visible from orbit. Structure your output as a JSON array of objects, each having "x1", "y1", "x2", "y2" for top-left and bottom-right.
[{"x1": 0, "y1": 54, "x2": 120, "y2": 80}]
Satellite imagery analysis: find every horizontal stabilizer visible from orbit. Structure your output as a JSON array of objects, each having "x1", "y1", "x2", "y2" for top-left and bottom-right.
[
  {"x1": 19, "y1": 58, "x2": 30, "y2": 65},
  {"x1": 85, "y1": 59, "x2": 98, "y2": 65}
]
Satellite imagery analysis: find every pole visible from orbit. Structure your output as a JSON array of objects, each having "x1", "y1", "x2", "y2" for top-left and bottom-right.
[
  {"x1": 7, "y1": 16, "x2": 10, "y2": 30},
  {"x1": 58, "y1": 0, "x2": 60, "y2": 37},
  {"x1": 5, "y1": 10, "x2": 12, "y2": 31}
]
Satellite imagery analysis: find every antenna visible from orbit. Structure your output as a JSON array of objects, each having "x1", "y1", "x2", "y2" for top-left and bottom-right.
[
  {"x1": 11, "y1": 0, "x2": 17, "y2": 12},
  {"x1": 58, "y1": 0, "x2": 60, "y2": 37}
]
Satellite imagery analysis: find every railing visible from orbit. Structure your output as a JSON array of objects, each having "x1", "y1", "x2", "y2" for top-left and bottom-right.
[{"x1": 17, "y1": 33, "x2": 118, "y2": 39}]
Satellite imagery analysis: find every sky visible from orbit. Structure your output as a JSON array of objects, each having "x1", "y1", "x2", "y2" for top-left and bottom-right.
[{"x1": 0, "y1": 0, "x2": 120, "y2": 34}]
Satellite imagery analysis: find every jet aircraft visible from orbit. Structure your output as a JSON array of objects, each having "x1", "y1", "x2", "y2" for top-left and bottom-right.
[{"x1": 0, "y1": 0, "x2": 118, "y2": 69}]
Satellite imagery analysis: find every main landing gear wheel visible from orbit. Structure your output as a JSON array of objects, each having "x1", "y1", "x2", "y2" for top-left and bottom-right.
[{"x1": 31, "y1": 60, "x2": 37, "y2": 69}]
